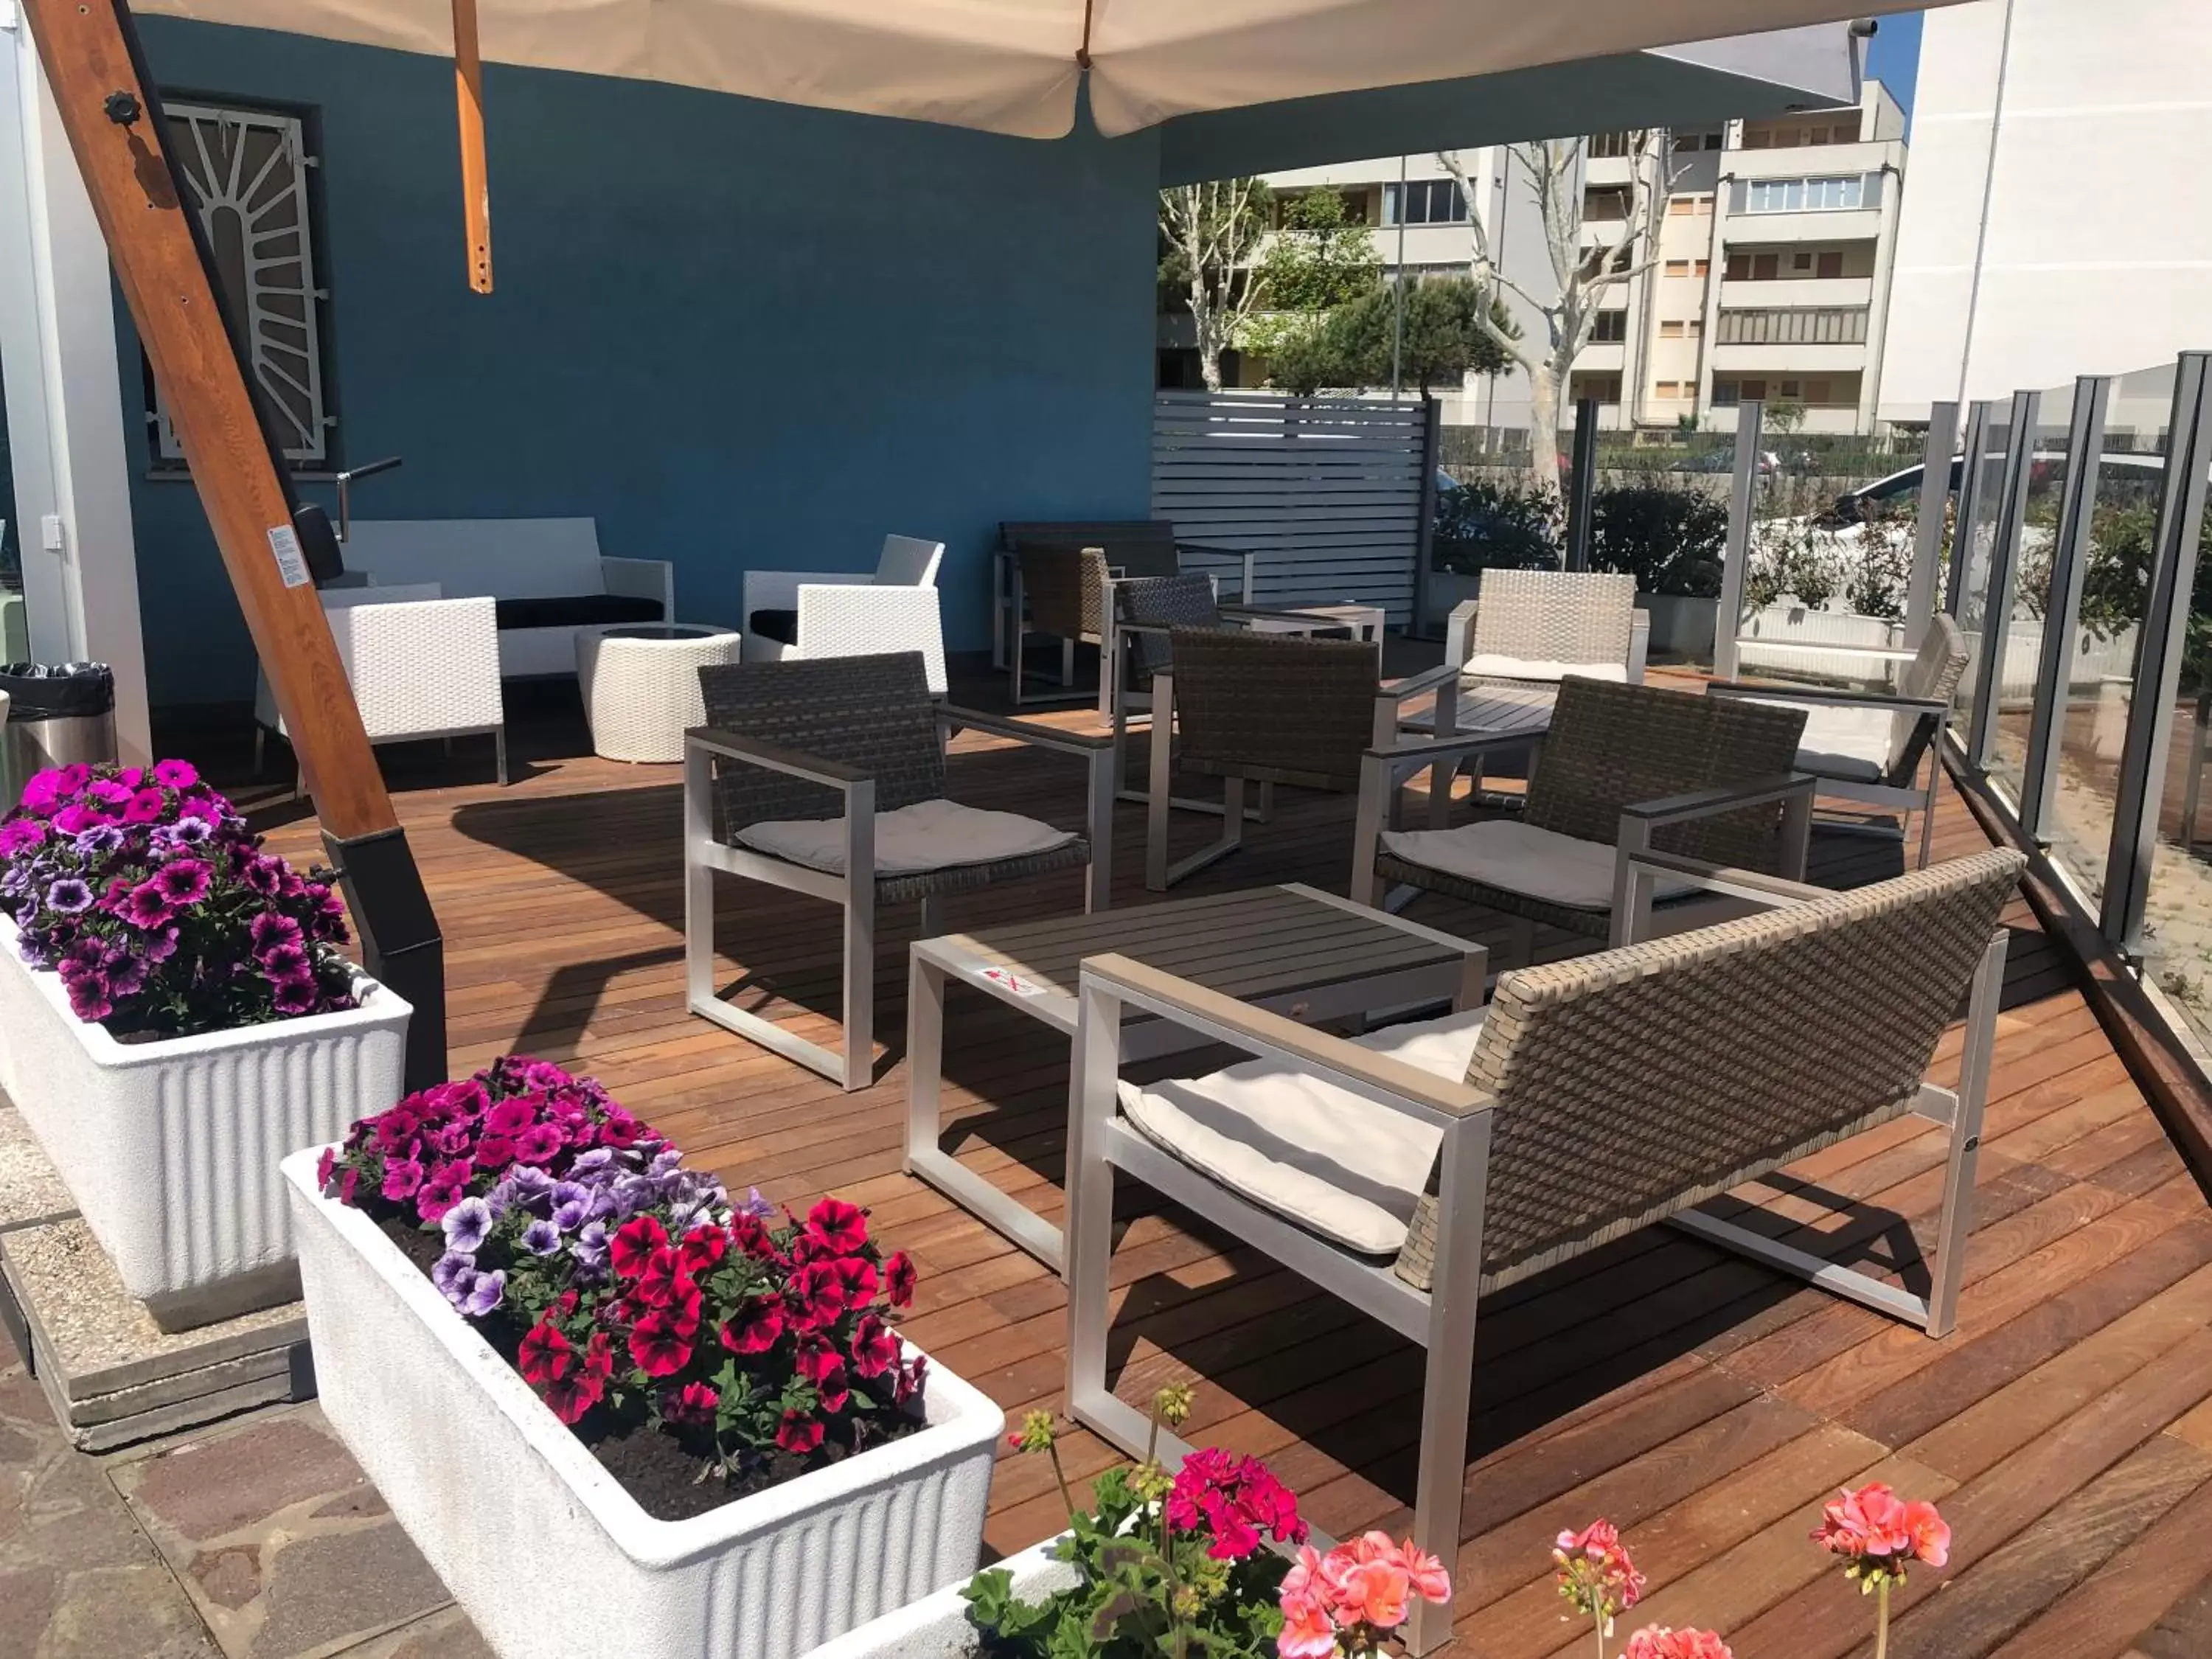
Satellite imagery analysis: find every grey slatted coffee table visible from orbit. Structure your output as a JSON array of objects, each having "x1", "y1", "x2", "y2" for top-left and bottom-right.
[{"x1": 905, "y1": 883, "x2": 1485, "y2": 1271}]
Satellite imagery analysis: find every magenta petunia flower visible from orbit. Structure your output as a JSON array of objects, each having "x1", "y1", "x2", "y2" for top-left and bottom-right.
[
  {"x1": 483, "y1": 1099, "x2": 536, "y2": 1138},
  {"x1": 0, "y1": 818, "x2": 47, "y2": 857},
  {"x1": 119, "y1": 883, "x2": 175, "y2": 930},
  {"x1": 150, "y1": 859, "x2": 212, "y2": 905},
  {"x1": 258, "y1": 942, "x2": 310, "y2": 980},
  {"x1": 84, "y1": 779, "x2": 133, "y2": 810},
  {"x1": 271, "y1": 973, "x2": 321, "y2": 1016},
  {"x1": 150, "y1": 759, "x2": 198, "y2": 790},
  {"x1": 512, "y1": 1122, "x2": 565, "y2": 1166},
  {"x1": 122, "y1": 789, "x2": 168, "y2": 824},
  {"x1": 52, "y1": 804, "x2": 112, "y2": 836},
  {"x1": 248, "y1": 913, "x2": 302, "y2": 955},
  {"x1": 381, "y1": 1158, "x2": 425, "y2": 1201}
]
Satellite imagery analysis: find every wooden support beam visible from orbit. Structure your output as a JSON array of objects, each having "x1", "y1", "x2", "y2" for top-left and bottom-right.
[
  {"x1": 453, "y1": 0, "x2": 492, "y2": 293},
  {"x1": 18, "y1": 0, "x2": 448, "y2": 1088}
]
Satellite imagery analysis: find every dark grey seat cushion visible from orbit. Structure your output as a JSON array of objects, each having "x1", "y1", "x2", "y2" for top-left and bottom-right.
[
  {"x1": 748, "y1": 608, "x2": 801, "y2": 647},
  {"x1": 495, "y1": 594, "x2": 664, "y2": 631}
]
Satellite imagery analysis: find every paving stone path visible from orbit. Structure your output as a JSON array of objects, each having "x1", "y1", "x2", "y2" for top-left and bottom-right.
[{"x1": 0, "y1": 1360, "x2": 490, "y2": 1659}]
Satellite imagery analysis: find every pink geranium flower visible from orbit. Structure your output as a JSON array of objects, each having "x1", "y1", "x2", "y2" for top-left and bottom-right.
[
  {"x1": 1276, "y1": 1532, "x2": 1451, "y2": 1657},
  {"x1": 1625, "y1": 1627, "x2": 1733, "y2": 1659}
]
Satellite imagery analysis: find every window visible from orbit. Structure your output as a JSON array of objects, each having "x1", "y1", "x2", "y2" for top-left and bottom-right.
[
  {"x1": 1589, "y1": 131, "x2": 1635, "y2": 159},
  {"x1": 1658, "y1": 319, "x2": 1703, "y2": 340},
  {"x1": 1792, "y1": 251, "x2": 1813, "y2": 271},
  {"x1": 1664, "y1": 259, "x2": 1690, "y2": 277},
  {"x1": 1714, "y1": 306, "x2": 1870, "y2": 345},
  {"x1": 1745, "y1": 130, "x2": 1773, "y2": 150},
  {"x1": 1752, "y1": 253, "x2": 1780, "y2": 281},
  {"x1": 1693, "y1": 259, "x2": 1710, "y2": 277},
  {"x1": 1655, "y1": 381, "x2": 1680, "y2": 398},
  {"x1": 1669, "y1": 198, "x2": 1697, "y2": 217},
  {"x1": 1745, "y1": 174, "x2": 1866, "y2": 214},
  {"x1": 1806, "y1": 378, "x2": 1832, "y2": 403},
  {"x1": 1817, "y1": 250, "x2": 1845, "y2": 279},
  {"x1": 1584, "y1": 187, "x2": 1630, "y2": 220},
  {"x1": 1712, "y1": 379, "x2": 1738, "y2": 406},
  {"x1": 1590, "y1": 310, "x2": 1629, "y2": 343},
  {"x1": 1805, "y1": 126, "x2": 1832, "y2": 146},
  {"x1": 1659, "y1": 320, "x2": 1683, "y2": 338},
  {"x1": 1778, "y1": 380, "x2": 1801, "y2": 397},
  {"x1": 1382, "y1": 178, "x2": 1467, "y2": 226},
  {"x1": 154, "y1": 100, "x2": 333, "y2": 465},
  {"x1": 1570, "y1": 373, "x2": 1621, "y2": 404}
]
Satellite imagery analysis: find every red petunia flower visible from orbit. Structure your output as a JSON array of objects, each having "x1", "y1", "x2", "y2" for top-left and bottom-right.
[
  {"x1": 804, "y1": 1197, "x2": 870, "y2": 1255},
  {"x1": 663, "y1": 1380, "x2": 720, "y2": 1427},
  {"x1": 728, "y1": 1210, "x2": 781, "y2": 1262},
  {"x1": 720, "y1": 1298, "x2": 785, "y2": 1355},
  {"x1": 787, "y1": 1262, "x2": 848, "y2": 1329},
  {"x1": 678, "y1": 1225, "x2": 728, "y2": 1276},
  {"x1": 518, "y1": 1318, "x2": 574, "y2": 1385},
  {"x1": 894, "y1": 1352, "x2": 928, "y2": 1407},
  {"x1": 829, "y1": 1255, "x2": 879, "y2": 1306},
  {"x1": 885, "y1": 1251, "x2": 917, "y2": 1308},
  {"x1": 633, "y1": 1247, "x2": 686, "y2": 1308},
  {"x1": 665, "y1": 1282, "x2": 704, "y2": 1341},
  {"x1": 611, "y1": 1215, "x2": 668, "y2": 1280},
  {"x1": 628, "y1": 1312, "x2": 693, "y2": 1377},
  {"x1": 850, "y1": 1314, "x2": 900, "y2": 1380},
  {"x1": 539, "y1": 1367, "x2": 606, "y2": 1425},
  {"x1": 776, "y1": 1410, "x2": 825, "y2": 1455}
]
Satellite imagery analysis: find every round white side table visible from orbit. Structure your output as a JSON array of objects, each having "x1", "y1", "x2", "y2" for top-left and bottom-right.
[{"x1": 575, "y1": 624, "x2": 741, "y2": 763}]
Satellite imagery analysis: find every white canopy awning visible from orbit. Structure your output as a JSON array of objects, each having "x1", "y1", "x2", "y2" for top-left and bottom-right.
[{"x1": 133, "y1": 0, "x2": 1946, "y2": 139}]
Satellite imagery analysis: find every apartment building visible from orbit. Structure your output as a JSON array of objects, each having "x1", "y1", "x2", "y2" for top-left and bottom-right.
[
  {"x1": 1880, "y1": 0, "x2": 2212, "y2": 419},
  {"x1": 1239, "y1": 83, "x2": 1907, "y2": 437}
]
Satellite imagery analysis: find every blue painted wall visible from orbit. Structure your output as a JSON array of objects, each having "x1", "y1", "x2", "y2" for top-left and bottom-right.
[{"x1": 124, "y1": 21, "x2": 1161, "y2": 706}]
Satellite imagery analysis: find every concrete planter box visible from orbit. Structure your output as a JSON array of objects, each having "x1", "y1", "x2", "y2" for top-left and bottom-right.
[
  {"x1": 0, "y1": 914, "x2": 408, "y2": 1328},
  {"x1": 805, "y1": 1536, "x2": 1076, "y2": 1659},
  {"x1": 283, "y1": 1148, "x2": 1004, "y2": 1659},
  {"x1": 1636, "y1": 593, "x2": 1719, "y2": 661}
]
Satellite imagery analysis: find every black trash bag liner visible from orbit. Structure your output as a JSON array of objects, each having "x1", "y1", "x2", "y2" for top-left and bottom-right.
[{"x1": 0, "y1": 662, "x2": 115, "y2": 718}]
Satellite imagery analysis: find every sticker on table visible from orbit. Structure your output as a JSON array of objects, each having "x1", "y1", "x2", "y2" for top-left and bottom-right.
[{"x1": 981, "y1": 967, "x2": 1048, "y2": 998}]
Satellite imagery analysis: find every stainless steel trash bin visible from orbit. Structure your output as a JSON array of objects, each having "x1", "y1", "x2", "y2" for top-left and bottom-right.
[{"x1": 0, "y1": 662, "x2": 115, "y2": 808}]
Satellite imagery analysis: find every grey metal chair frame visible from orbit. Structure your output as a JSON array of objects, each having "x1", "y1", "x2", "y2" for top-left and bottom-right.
[
  {"x1": 683, "y1": 654, "x2": 1114, "y2": 1091},
  {"x1": 1065, "y1": 847, "x2": 2020, "y2": 1654}
]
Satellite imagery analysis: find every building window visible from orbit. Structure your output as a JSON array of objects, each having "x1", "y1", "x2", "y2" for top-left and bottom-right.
[
  {"x1": 1570, "y1": 373, "x2": 1621, "y2": 404},
  {"x1": 1590, "y1": 310, "x2": 1629, "y2": 343},
  {"x1": 1663, "y1": 259, "x2": 1689, "y2": 277},
  {"x1": 1657, "y1": 319, "x2": 1704, "y2": 340},
  {"x1": 1806, "y1": 378, "x2": 1832, "y2": 403},
  {"x1": 1659, "y1": 320, "x2": 1683, "y2": 338},
  {"x1": 1669, "y1": 198, "x2": 1696, "y2": 217},
  {"x1": 1792, "y1": 251, "x2": 1814, "y2": 271},
  {"x1": 1745, "y1": 175, "x2": 1866, "y2": 214},
  {"x1": 1817, "y1": 250, "x2": 1845, "y2": 279},
  {"x1": 1589, "y1": 131, "x2": 1635, "y2": 159},
  {"x1": 1382, "y1": 179, "x2": 1467, "y2": 226},
  {"x1": 155, "y1": 100, "x2": 333, "y2": 465},
  {"x1": 1714, "y1": 306, "x2": 1870, "y2": 345}
]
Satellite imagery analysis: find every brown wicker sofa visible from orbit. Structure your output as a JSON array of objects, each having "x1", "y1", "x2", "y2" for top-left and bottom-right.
[{"x1": 1065, "y1": 844, "x2": 2025, "y2": 1652}]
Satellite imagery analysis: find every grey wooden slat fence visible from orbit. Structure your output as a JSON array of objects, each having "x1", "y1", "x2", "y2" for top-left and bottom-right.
[{"x1": 1152, "y1": 391, "x2": 1435, "y2": 626}]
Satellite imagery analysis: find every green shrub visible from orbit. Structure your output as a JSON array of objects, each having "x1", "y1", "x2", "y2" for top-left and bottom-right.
[
  {"x1": 1433, "y1": 479, "x2": 1562, "y2": 575},
  {"x1": 1586, "y1": 482, "x2": 1728, "y2": 597}
]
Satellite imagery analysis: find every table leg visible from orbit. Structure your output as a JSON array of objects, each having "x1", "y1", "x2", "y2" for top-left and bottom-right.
[
  {"x1": 903, "y1": 951, "x2": 946, "y2": 1177},
  {"x1": 1086, "y1": 744, "x2": 1114, "y2": 913}
]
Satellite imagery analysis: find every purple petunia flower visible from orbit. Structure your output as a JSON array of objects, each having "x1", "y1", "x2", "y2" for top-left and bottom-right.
[
  {"x1": 521, "y1": 1220, "x2": 561, "y2": 1256},
  {"x1": 507, "y1": 1166, "x2": 557, "y2": 1203},
  {"x1": 258, "y1": 942, "x2": 311, "y2": 979},
  {"x1": 431, "y1": 1251, "x2": 475, "y2": 1300},
  {"x1": 71, "y1": 824, "x2": 124, "y2": 855},
  {"x1": 44, "y1": 878, "x2": 93, "y2": 915},
  {"x1": 271, "y1": 973, "x2": 322, "y2": 1017},
  {"x1": 441, "y1": 1197, "x2": 493, "y2": 1254},
  {"x1": 551, "y1": 1199, "x2": 588, "y2": 1233},
  {"x1": 568, "y1": 1147, "x2": 614, "y2": 1176},
  {"x1": 574, "y1": 1220, "x2": 610, "y2": 1264},
  {"x1": 161, "y1": 815, "x2": 212, "y2": 846},
  {"x1": 143, "y1": 926, "x2": 180, "y2": 964},
  {"x1": 248, "y1": 913, "x2": 303, "y2": 956},
  {"x1": 460, "y1": 1270, "x2": 505, "y2": 1318}
]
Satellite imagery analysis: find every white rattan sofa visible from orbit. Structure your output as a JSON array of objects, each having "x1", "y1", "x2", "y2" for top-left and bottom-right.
[{"x1": 740, "y1": 535, "x2": 948, "y2": 695}]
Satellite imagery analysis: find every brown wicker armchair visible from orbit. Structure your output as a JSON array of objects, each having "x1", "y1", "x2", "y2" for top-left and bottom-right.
[
  {"x1": 1144, "y1": 627, "x2": 1458, "y2": 891},
  {"x1": 1065, "y1": 845, "x2": 2024, "y2": 1652},
  {"x1": 684, "y1": 653, "x2": 1113, "y2": 1089},
  {"x1": 1352, "y1": 677, "x2": 1815, "y2": 953}
]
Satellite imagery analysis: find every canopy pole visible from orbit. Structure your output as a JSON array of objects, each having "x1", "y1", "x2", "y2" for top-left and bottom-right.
[
  {"x1": 17, "y1": 0, "x2": 448, "y2": 1092},
  {"x1": 453, "y1": 0, "x2": 492, "y2": 293}
]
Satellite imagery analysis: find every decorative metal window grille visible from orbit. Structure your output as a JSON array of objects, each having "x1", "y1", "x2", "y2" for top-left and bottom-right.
[
  {"x1": 153, "y1": 102, "x2": 330, "y2": 465},
  {"x1": 1743, "y1": 174, "x2": 1865, "y2": 214},
  {"x1": 1715, "y1": 306, "x2": 1869, "y2": 346}
]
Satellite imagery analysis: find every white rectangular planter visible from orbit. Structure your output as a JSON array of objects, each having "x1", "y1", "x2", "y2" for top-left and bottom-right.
[
  {"x1": 804, "y1": 1536, "x2": 1075, "y2": 1659},
  {"x1": 0, "y1": 915, "x2": 408, "y2": 1326},
  {"x1": 283, "y1": 1148, "x2": 1004, "y2": 1659}
]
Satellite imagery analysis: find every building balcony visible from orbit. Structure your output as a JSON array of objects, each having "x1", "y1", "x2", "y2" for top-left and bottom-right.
[
  {"x1": 1718, "y1": 276, "x2": 1874, "y2": 310},
  {"x1": 1708, "y1": 340, "x2": 1869, "y2": 373},
  {"x1": 1720, "y1": 206, "x2": 1885, "y2": 244},
  {"x1": 1705, "y1": 400, "x2": 1865, "y2": 434},
  {"x1": 1576, "y1": 341, "x2": 1627, "y2": 371}
]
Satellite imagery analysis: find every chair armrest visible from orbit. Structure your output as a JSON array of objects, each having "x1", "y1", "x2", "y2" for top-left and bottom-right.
[
  {"x1": 1079, "y1": 953, "x2": 1492, "y2": 1123},
  {"x1": 1218, "y1": 605, "x2": 1353, "y2": 630},
  {"x1": 1619, "y1": 848, "x2": 1829, "y2": 911},
  {"x1": 1381, "y1": 663, "x2": 1459, "y2": 703},
  {"x1": 602, "y1": 556, "x2": 672, "y2": 612},
  {"x1": 1708, "y1": 681, "x2": 1949, "y2": 715},
  {"x1": 1619, "y1": 771, "x2": 1815, "y2": 827},
  {"x1": 742, "y1": 568, "x2": 869, "y2": 613},
  {"x1": 1445, "y1": 599, "x2": 1480, "y2": 669},
  {"x1": 1366, "y1": 728, "x2": 1548, "y2": 766},
  {"x1": 684, "y1": 726, "x2": 870, "y2": 790},
  {"x1": 938, "y1": 705, "x2": 1113, "y2": 755}
]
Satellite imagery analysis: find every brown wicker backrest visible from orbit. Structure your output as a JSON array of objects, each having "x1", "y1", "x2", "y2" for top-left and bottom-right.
[
  {"x1": 1118, "y1": 573, "x2": 1222, "y2": 678},
  {"x1": 1524, "y1": 678, "x2": 1808, "y2": 871},
  {"x1": 1017, "y1": 545, "x2": 1110, "y2": 639},
  {"x1": 698, "y1": 653, "x2": 944, "y2": 833},
  {"x1": 1394, "y1": 846, "x2": 2025, "y2": 1292},
  {"x1": 1885, "y1": 613, "x2": 1970, "y2": 782},
  {"x1": 1167, "y1": 628, "x2": 1379, "y2": 793},
  {"x1": 1001, "y1": 521, "x2": 1181, "y2": 579},
  {"x1": 1470, "y1": 570, "x2": 1637, "y2": 668}
]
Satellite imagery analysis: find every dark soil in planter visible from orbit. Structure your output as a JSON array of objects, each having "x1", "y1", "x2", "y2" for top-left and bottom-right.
[{"x1": 369, "y1": 1213, "x2": 928, "y2": 1523}]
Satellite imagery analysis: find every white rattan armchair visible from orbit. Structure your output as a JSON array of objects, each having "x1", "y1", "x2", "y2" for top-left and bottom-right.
[
  {"x1": 742, "y1": 534, "x2": 948, "y2": 693},
  {"x1": 254, "y1": 592, "x2": 507, "y2": 787}
]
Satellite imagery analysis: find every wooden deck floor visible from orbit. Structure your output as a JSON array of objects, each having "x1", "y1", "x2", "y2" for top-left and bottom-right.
[{"x1": 237, "y1": 671, "x2": 2212, "y2": 1659}]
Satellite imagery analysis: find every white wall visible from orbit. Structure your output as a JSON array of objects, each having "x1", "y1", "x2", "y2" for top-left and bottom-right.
[{"x1": 1881, "y1": 0, "x2": 2212, "y2": 419}]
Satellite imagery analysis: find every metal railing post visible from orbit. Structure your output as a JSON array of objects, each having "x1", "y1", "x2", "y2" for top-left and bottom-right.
[
  {"x1": 2102, "y1": 351, "x2": 2212, "y2": 953},
  {"x1": 1712, "y1": 400, "x2": 1764, "y2": 681},
  {"x1": 2019, "y1": 375, "x2": 2112, "y2": 842},
  {"x1": 1905, "y1": 401, "x2": 1959, "y2": 641},
  {"x1": 1967, "y1": 389, "x2": 2040, "y2": 772},
  {"x1": 1564, "y1": 397, "x2": 1600, "y2": 573},
  {"x1": 1945, "y1": 400, "x2": 1996, "y2": 619}
]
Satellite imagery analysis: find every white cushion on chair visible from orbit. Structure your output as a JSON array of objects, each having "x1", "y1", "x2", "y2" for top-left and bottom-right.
[
  {"x1": 1462, "y1": 655, "x2": 1629, "y2": 685},
  {"x1": 1782, "y1": 703, "x2": 1899, "y2": 784},
  {"x1": 1380, "y1": 819, "x2": 1698, "y2": 911},
  {"x1": 736, "y1": 798, "x2": 1076, "y2": 876},
  {"x1": 1120, "y1": 1006, "x2": 1490, "y2": 1256}
]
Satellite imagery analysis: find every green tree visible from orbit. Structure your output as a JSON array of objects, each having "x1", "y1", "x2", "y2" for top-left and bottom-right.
[
  {"x1": 1269, "y1": 275, "x2": 1515, "y2": 396},
  {"x1": 1245, "y1": 189, "x2": 1381, "y2": 378},
  {"x1": 1157, "y1": 178, "x2": 1271, "y2": 392}
]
